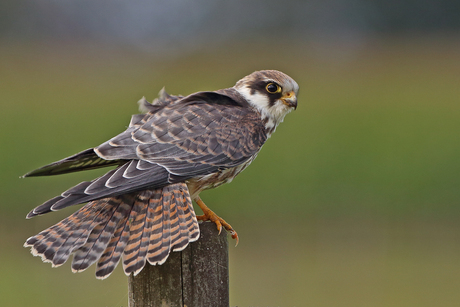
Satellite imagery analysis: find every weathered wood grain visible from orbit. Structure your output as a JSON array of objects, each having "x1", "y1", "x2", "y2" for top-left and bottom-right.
[{"x1": 128, "y1": 221, "x2": 229, "y2": 307}]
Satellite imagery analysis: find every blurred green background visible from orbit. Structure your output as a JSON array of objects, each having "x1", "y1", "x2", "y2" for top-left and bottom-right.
[{"x1": 1, "y1": 1, "x2": 460, "y2": 306}]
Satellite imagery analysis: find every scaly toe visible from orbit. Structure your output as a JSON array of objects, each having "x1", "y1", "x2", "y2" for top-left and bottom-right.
[{"x1": 195, "y1": 196, "x2": 239, "y2": 243}]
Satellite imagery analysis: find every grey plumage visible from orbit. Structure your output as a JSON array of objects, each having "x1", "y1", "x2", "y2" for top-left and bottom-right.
[
  {"x1": 23, "y1": 70, "x2": 299, "y2": 278},
  {"x1": 26, "y1": 88, "x2": 265, "y2": 219}
]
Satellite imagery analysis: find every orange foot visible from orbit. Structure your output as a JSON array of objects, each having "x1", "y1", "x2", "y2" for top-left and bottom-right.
[{"x1": 195, "y1": 196, "x2": 239, "y2": 246}]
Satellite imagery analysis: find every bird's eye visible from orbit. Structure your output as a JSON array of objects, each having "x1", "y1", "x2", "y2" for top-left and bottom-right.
[{"x1": 266, "y1": 83, "x2": 282, "y2": 94}]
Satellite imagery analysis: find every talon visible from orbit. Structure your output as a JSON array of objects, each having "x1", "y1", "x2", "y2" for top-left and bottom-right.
[
  {"x1": 216, "y1": 222, "x2": 222, "y2": 235},
  {"x1": 195, "y1": 196, "x2": 238, "y2": 243},
  {"x1": 231, "y1": 230, "x2": 239, "y2": 247}
]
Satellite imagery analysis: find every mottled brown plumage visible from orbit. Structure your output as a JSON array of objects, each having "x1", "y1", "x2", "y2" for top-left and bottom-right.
[{"x1": 23, "y1": 70, "x2": 299, "y2": 278}]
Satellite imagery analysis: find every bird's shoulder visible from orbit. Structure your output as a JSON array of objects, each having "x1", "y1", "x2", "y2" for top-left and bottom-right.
[
  {"x1": 137, "y1": 88, "x2": 264, "y2": 133},
  {"x1": 95, "y1": 89, "x2": 267, "y2": 161}
]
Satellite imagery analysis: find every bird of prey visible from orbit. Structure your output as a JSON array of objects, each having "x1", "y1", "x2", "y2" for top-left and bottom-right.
[{"x1": 23, "y1": 70, "x2": 299, "y2": 279}]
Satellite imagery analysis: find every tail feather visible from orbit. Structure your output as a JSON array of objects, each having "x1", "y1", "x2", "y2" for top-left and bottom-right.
[
  {"x1": 95, "y1": 201, "x2": 132, "y2": 279},
  {"x1": 172, "y1": 185, "x2": 199, "y2": 251},
  {"x1": 145, "y1": 194, "x2": 168, "y2": 264},
  {"x1": 71, "y1": 198, "x2": 127, "y2": 273},
  {"x1": 57, "y1": 203, "x2": 113, "y2": 264},
  {"x1": 121, "y1": 192, "x2": 150, "y2": 275},
  {"x1": 24, "y1": 183, "x2": 200, "y2": 279},
  {"x1": 24, "y1": 201, "x2": 107, "y2": 265}
]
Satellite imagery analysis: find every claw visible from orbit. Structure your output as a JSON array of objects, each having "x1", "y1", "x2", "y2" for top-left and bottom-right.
[
  {"x1": 230, "y1": 230, "x2": 239, "y2": 247},
  {"x1": 216, "y1": 222, "x2": 222, "y2": 235}
]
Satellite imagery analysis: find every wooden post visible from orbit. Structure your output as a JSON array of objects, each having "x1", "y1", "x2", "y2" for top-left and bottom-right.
[{"x1": 128, "y1": 221, "x2": 229, "y2": 307}]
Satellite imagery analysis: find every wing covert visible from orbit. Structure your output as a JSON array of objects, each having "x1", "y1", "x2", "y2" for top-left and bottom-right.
[{"x1": 96, "y1": 95, "x2": 267, "y2": 179}]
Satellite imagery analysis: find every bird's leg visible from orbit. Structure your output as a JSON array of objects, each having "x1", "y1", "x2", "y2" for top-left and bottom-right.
[{"x1": 194, "y1": 196, "x2": 239, "y2": 245}]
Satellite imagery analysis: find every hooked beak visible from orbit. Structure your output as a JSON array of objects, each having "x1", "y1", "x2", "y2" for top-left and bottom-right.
[{"x1": 281, "y1": 91, "x2": 297, "y2": 110}]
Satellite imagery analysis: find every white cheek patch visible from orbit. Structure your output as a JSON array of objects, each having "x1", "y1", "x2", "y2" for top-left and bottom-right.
[{"x1": 237, "y1": 86, "x2": 270, "y2": 110}]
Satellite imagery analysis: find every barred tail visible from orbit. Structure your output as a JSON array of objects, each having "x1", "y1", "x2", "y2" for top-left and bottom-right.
[{"x1": 24, "y1": 182, "x2": 200, "y2": 279}]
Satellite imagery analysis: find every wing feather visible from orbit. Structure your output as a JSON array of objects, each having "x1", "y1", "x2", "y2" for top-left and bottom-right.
[
  {"x1": 23, "y1": 149, "x2": 121, "y2": 177},
  {"x1": 27, "y1": 90, "x2": 266, "y2": 217}
]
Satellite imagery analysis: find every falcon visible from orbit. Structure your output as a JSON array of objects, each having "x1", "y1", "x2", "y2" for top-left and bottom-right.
[{"x1": 23, "y1": 70, "x2": 299, "y2": 279}]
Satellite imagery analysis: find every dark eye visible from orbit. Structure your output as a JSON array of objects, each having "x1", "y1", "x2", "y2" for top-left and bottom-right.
[{"x1": 266, "y1": 83, "x2": 282, "y2": 94}]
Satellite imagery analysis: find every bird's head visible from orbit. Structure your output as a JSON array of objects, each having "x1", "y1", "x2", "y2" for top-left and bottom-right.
[{"x1": 234, "y1": 70, "x2": 299, "y2": 131}]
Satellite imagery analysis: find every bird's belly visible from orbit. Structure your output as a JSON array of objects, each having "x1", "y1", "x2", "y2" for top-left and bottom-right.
[{"x1": 186, "y1": 155, "x2": 257, "y2": 199}]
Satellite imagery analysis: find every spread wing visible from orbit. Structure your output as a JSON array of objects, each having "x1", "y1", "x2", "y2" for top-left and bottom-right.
[{"x1": 27, "y1": 91, "x2": 267, "y2": 217}]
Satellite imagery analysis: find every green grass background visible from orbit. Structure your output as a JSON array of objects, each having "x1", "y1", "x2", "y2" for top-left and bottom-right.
[{"x1": 1, "y1": 38, "x2": 459, "y2": 306}]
